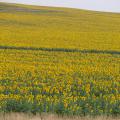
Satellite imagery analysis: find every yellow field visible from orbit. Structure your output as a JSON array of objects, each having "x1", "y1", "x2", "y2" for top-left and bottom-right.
[
  {"x1": 0, "y1": 2, "x2": 120, "y2": 115},
  {"x1": 0, "y1": 2, "x2": 120, "y2": 51}
]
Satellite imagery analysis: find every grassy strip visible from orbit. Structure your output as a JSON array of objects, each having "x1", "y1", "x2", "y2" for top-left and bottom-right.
[{"x1": 0, "y1": 46, "x2": 120, "y2": 55}]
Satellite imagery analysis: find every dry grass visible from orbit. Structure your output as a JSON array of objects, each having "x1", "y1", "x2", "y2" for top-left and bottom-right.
[{"x1": 0, "y1": 113, "x2": 119, "y2": 120}]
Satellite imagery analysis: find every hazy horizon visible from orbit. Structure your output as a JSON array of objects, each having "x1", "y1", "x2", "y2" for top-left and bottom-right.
[{"x1": 0, "y1": 0, "x2": 120, "y2": 13}]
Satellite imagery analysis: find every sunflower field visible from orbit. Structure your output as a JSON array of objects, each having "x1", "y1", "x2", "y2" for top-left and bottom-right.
[{"x1": 0, "y1": 2, "x2": 120, "y2": 116}]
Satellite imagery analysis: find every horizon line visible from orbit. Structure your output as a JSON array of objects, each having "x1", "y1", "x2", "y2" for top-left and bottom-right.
[{"x1": 0, "y1": 1, "x2": 120, "y2": 14}]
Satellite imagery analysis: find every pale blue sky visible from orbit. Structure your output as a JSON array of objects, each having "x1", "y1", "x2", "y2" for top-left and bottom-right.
[{"x1": 0, "y1": 0, "x2": 120, "y2": 13}]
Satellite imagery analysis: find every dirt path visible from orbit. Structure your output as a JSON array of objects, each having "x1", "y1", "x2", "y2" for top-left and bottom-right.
[{"x1": 0, "y1": 113, "x2": 120, "y2": 120}]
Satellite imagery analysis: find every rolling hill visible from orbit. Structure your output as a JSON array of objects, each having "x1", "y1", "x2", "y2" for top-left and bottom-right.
[{"x1": 0, "y1": 2, "x2": 120, "y2": 52}]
